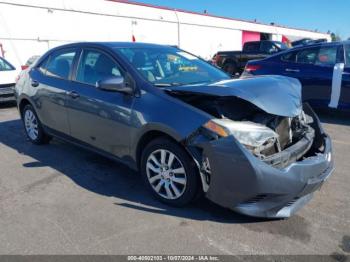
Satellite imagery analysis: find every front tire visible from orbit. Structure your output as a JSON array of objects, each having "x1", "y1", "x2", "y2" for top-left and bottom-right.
[
  {"x1": 22, "y1": 104, "x2": 51, "y2": 145},
  {"x1": 141, "y1": 138, "x2": 199, "y2": 207}
]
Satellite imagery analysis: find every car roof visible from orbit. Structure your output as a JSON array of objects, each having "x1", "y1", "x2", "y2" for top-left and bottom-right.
[
  {"x1": 51, "y1": 42, "x2": 174, "y2": 50},
  {"x1": 291, "y1": 40, "x2": 348, "y2": 50},
  {"x1": 35, "y1": 42, "x2": 179, "y2": 67}
]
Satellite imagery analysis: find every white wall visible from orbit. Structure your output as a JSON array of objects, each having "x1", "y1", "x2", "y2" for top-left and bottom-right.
[
  {"x1": 271, "y1": 34, "x2": 283, "y2": 42},
  {"x1": 180, "y1": 24, "x2": 242, "y2": 58},
  {"x1": 0, "y1": 0, "x2": 331, "y2": 68}
]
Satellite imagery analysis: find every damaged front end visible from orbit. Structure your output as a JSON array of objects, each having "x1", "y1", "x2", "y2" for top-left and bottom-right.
[{"x1": 166, "y1": 77, "x2": 334, "y2": 218}]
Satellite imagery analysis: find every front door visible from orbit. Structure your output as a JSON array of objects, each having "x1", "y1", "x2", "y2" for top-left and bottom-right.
[
  {"x1": 339, "y1": 44, "x2": 350, "y2": 109},
  {"x1": 66, "y1": 48, "x2": 134, "y2": 159}
]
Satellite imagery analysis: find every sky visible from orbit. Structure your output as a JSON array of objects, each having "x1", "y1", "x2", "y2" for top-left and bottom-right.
[{"x1": 134, "y1": 0, "x2": 350, "y2": 40}]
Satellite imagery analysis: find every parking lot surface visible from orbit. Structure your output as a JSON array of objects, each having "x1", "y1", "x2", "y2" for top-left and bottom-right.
[{"x1": 0, "y1": 103, "x2": 349, "y2": 255}]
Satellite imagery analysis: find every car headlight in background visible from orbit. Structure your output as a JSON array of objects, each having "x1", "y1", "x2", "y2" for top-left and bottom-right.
[{"x1": 204, "y1": 118, "x2": 279, "y2": 150}]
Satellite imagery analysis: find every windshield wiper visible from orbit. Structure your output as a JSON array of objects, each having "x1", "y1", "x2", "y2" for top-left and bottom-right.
[
  {"x1": 185, "y1": 81, "x2": 211, "y2": 85},
  {"x1": 154, "y1": 82, "x2": 183, "y2": 87}
]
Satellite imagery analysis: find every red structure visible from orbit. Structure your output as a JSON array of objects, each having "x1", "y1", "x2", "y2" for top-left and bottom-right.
[{"x1": 242, "y1": 31, "x2": 261, "y2": 46}]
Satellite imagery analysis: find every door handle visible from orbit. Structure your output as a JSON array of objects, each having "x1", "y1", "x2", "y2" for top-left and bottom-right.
[
  {"x1": 285, "y1": 68, "x2": 300, "y2": 73},
  {"x1": 31, "y1": 80, "x2": 39, "y2": 87},
  {"x1": 67, "y1": 91, "x2": 80, "y2": 99}
]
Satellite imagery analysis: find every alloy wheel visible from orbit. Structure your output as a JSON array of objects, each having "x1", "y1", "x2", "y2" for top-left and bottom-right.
[
  {"x1": 146, "y1": 149, "x2": 187, "y2": 200},
  {"x1": 24, "y1": 109, "x2": 39, "y2": 141}
]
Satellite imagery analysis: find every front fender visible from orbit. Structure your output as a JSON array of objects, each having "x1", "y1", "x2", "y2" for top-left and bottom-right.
[{"x1": 128, "y1": 89, "x2": 211, "y2": 165}]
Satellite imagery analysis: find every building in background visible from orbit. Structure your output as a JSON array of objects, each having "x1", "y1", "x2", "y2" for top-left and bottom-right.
[{"x1": 0, "y1": 0, "x2": 331, "y2": 68}]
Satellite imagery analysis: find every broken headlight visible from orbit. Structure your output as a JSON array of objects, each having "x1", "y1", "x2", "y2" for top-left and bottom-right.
[{"x1": 204, "y1": 118, "x2": 279, "y2": 150}]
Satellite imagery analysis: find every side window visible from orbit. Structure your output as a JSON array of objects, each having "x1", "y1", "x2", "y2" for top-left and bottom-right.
[
  {"x1": 244, "y1": 42, "x2": 260, "y2": 52},
  {"x1": 76, "y1": 50, "x2": 123, "y2": 86},
  {"x1": 38, "y1": 57, "x2": 50, "y2": 74},
  {"x1": 345, "y1": 45, "x2": 350, "y2": 65},
  {"x1": 43, "y1": 50, "x2": 77, "y2": 79},
  {"x1": 315, "y1": 46, "x2": 337, "y2": 65},
  {"x1": 296, "y1": 48, "x2": 319, "y2": 64},
  {"x1": 281, "y1": 51, "x2": 297, "y2": 63},
  {"x1": 260, "y1": 42, "x2": 277, "y2": 54}
]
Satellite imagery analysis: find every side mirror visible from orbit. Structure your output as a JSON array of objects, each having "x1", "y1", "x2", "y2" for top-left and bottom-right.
[{"x1": 96, "y1": 76, "x2": 134, "y2": 95}]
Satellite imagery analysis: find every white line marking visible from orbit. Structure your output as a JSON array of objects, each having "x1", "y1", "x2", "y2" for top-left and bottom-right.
[
  {"x1": 329, "y1": 63, "x2": 345, "y2": 108},
  {"x1": 333, "y1": 139, "x2": 350, "y2": 146}
]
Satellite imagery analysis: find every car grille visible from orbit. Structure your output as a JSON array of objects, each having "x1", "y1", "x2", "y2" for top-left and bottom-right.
[
  {"x1": 285, "y1": 197, "x2": 300, "y2": 207},
  {"x1": 0, "y1": 84, "x2": 15, "y2": 100},
  {"x1": 0, "y1": 83, "x2": 15, "y2": 89},
  {"x1": 238, "y1": 194, "x2": 268, "y2": 207}
]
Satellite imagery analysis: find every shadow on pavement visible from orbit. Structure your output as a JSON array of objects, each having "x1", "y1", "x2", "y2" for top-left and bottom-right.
[
  {"x1": 0, "y1": 101, "x2": 17, "y2": 109},
  {"x1": 2, "y1": 106, "x2": 348, "y2": 226},
  {"x1": 0, "y1": 118, "x2": 266, "y2": 224},
  {"x1": 315, "y1": 108, "x2": 350, "y2": 126}
]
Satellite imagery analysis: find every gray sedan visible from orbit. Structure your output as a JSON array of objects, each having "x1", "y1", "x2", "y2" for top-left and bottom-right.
[{"x1": 15, "y1": 42, "x2": 334, "y2": 218}]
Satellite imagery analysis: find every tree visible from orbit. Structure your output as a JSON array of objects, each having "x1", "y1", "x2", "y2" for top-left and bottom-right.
[{"x1": 330, "y1": 32, "x2": 341, "y2": 42}]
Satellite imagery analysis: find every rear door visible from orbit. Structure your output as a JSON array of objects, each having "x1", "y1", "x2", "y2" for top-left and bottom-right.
[
  {"x1": 29, "y1": 48, "x2": 78, "y2": 134},
  {"x1": 282, "y1": 45, "x2": 339, "y2": 108},
  {"x1": 339, "y1": 43, "x2": 350, "y2": 109},
  {"x1": 66, "y1": 48, "x2": 134, "y2": 158}
]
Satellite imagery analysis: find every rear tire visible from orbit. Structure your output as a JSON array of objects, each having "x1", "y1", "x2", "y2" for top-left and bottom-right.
[
  {"x1": 22, "y1": 104, "x2": 51, "y2": 145},
  {"x1": 141, "y1": 137, "x2": 200, "y2": 207}
]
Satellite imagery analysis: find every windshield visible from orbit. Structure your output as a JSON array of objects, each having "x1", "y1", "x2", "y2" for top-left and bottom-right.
[{"x1": 114, "y1": 47, "x2": 230, "y2": 86}]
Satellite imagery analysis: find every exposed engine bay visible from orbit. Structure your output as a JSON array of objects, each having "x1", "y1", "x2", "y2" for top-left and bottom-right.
[{"x1": 168, "y1": 92, "x2": 318, "y2": 168}]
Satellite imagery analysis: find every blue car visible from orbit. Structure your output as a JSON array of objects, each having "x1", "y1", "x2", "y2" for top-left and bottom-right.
[{"x1": 242, "y1": 41, "x2": 350, "y2": 110}]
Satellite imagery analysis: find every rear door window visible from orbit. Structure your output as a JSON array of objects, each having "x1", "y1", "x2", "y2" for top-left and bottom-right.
[
  {"x1": 76, "y1": 49, "x2": 123, "y2": 86},
  {"x1": 295, "y1": 46, "x2": 337, "y2": 66},
  {"x1": 296, "y1": 48, "x2": 319, "y2": 64},
  {"x1": 244, "y1": 42, "x2": 260, "y2": 52},
  {"x1": 43, "y1": 49, "x2": 77, "y2": 79},
  {"x1": 315, "y1": 46, "x2": 337, "y2": 66},
  {"x1": 281, "y1": 51, "x2": 297, "y2": 63}
]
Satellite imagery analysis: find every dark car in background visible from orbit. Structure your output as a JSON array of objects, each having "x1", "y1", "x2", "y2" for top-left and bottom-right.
[
  {"x1": 291, "y1": 38, "x2": 328, "y2": 47},
  {"x1": 21, "y1": 55, "x2": 40, "y2": 70},
  {"x1": 15, "y1": 42, "x2": 333, "y2": 218},
  {"x1": 214, "y1": 40, "x2": 288, "y2": 76},
  {"x1": 243, "y1": 41, "x2": 350, "y2": 110}
]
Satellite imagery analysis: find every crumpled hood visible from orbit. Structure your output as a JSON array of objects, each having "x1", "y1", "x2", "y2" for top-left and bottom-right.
[{"x1": 165, "y1": 75, "x2": 302, "y2": 117}]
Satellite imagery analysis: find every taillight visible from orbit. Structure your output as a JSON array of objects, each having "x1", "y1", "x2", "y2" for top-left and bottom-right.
[
  {"x1": 21, "y1": 65, "x2": 29, "y2": 70},
  {"x1": 245, "y1": 64, "x2": 261, "y2": 72}
]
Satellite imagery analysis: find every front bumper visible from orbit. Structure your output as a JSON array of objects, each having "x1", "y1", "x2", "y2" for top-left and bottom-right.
[
  {"x1": 0, "y1": 84, "x2": 16, "y2": 102},
  {"x1": 200, "y1": 106, "x2": 334, "y2": 218}
]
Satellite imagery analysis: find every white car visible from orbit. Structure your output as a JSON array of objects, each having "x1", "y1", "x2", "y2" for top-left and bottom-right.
[{"x1": 0, "y1": 56, "x2": 18, "y2": 102}]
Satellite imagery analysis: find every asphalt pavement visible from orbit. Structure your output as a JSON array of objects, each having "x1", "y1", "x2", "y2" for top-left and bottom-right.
[{"x1": 0, "y1": 103, "x2": 349, "y2": 255}]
